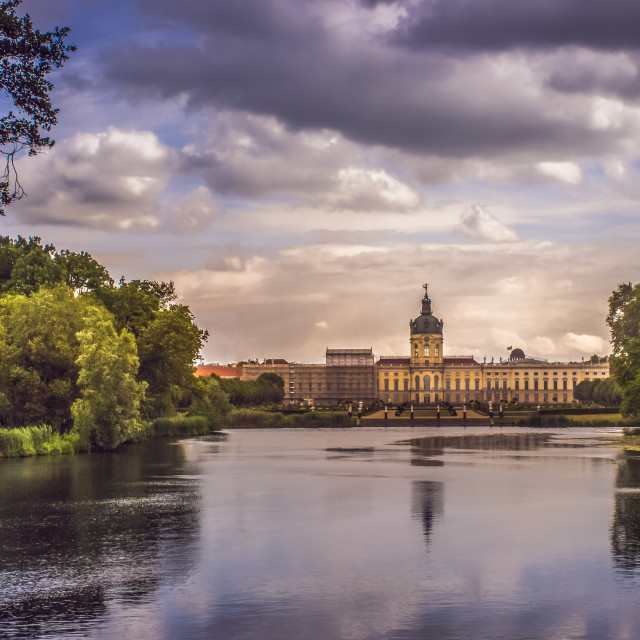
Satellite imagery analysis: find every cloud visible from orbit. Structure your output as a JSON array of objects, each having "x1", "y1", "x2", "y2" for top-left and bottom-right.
[
  {"x1": 562, "y1": 332, "x2": 609, "y2": 354},
  {"x1": 393, "y1": 0, "x2": 640, "y2": 53},
  {"x1": 536, "y1": 161, "x2": 582, "y2": 184},
  {"x1": 99, "y1": 0, "x2": 640, "y2": 167},
  {"x1": 170, "y1": 186, "x2": 219, "y2": 231},
  {"x1": 153, "y1": 237, "x2": 627, "y2": 364},
  {"x1": 12, "y1": 127, "x2": 175, "y2": 230},
  {"x1": 457, "y1": 204, "x2": 520, "y2": 242}
]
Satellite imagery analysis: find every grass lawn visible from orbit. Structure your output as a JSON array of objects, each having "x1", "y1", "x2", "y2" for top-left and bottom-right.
[{"x1": 566, "y1": 413, "x2": 622, "y2": 423}]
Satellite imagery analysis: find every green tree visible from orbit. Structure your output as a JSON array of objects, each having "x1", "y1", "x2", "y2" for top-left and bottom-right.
[
  {"x1": 97, "y1": 278, "x2": 176, "y2": 338},
  {"x1": 0, "y1": 1, "x2": 75, "y2": 214},
  {"x1": 188, "y1": 375, "x2": 232, "y2": 422},
  {"x1": 72, "y1": 308, "x2": 146, "y2": 450},
  {"x1": 53, "y1": 250, "x2": 114, "y2": 293},
  {"x1": 137, "y1": 305, "x2": 208, "y2": 417},
  {"x1": 607, "y1": 283, "x2": 640, "y2": 417},
  {"x1": 0, "y1": 235, "x2": 60, "y2": 293},
  {"x1": 0, "y1": 285, "x2": 93, "y2": 429}
]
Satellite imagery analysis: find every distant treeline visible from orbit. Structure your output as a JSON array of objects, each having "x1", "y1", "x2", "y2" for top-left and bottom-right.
[
  {"x1": 214, "y1": 372, "x2": 284, "y2": 406},
  {"x1": 573, "y1": 378, "x2": 622, "y2": 406}
]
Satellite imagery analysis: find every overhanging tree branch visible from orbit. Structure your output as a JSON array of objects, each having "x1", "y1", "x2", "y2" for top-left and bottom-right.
[{"x1": 0, "y1": 0, "x2": 75, "y2": 215}]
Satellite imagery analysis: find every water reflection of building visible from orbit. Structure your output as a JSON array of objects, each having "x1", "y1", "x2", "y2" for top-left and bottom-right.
[
  {"x1": 411, "y1": 481, "x2": 444, "y2": 544},
  {"x1": 612, "y1": 455, "x2": 640, "y2": 573},
  {"x1": 241, "y1": 285, "x2": 610, "y2": 406}
]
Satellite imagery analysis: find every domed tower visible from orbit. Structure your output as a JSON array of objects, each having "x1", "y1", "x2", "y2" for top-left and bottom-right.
[{"x1": 410, "y1": 283, "x2": 444, "y2": 366}]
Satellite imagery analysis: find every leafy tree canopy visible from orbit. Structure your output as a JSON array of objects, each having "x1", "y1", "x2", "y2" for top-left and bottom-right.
[
  {"x1": 0, "y1": 1, "x2": 75, "y2": 214},
  {"x1": 607, "y1": 283, "x2": 640, "y2": 417}
]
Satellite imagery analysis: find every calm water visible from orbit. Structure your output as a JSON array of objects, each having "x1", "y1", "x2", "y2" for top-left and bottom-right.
[{"x1": 1, "y1": 427, "x2": 639, "y2": 640}]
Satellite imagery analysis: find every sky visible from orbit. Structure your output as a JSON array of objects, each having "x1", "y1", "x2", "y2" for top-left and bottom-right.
[{"x1": 4, "y1": 0, "x2": 640, "y2": 364}]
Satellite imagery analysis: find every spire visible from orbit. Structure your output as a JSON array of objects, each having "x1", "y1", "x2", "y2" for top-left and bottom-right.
[{"x1": 421, "y1": 282, "x2": 432, "y2": 315}]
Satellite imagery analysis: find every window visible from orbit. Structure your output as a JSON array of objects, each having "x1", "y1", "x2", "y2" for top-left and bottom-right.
[
  {"x1": 515, "y1": 380, "x2": 519, "y2": 390},
  {"x1": 524, "y1": 380, "x2": 529, "y2": 390},
  {"x1": 435, "y1": 345, "x2": 440, "y2": 357},
  {"x1": 502, "y1": 380, "x2": 507, "y2": 391},
  {"x1": 544, "y1": 380, "x2": 548, "y2": 390},
  {"x1": 465, "y1": 379, "x2": 470, "y2": 391},
  {"x1": 415, "y1": 375, "x2": 420, "y2": 390},
  {"x1": 424, "y1": 344, "x2": 429, "y2": 357},
  {"x1": 553, "y1": 380, "x2": 558, "y2": 390},
  {"x1": 434, "y1": 375, "x2": 439, "y2": 389},
  {"x1": 424, "y1": 375, "x2": 431, "y2": 390},
  {"x1": 394, "y1": 379, "x2": 399, "y2": 391},
  {"x1": 446, "y1": 379, "x2": 451, "y2": 390},
  {"x1": 534, "y1": 380, "x2": 538, "y2": 390},
  {"x1": 563, "y1": 380, "x2": 567, "y2": 390},
  {"x1": 456, "y1": 379, "x2": 460, "y2": 390},
  {"x1": 414, "y1": 344, "x2": 418, "y2": 357},
  {"x1": 404, "y1": 379, "x2": 408, "y2": 391},
  {"x1": 475, "y1": 379, "x2": 480, "y2": 390},
  {"x1": 384, "y1": 379, "x2": 389, "y2": 391}
]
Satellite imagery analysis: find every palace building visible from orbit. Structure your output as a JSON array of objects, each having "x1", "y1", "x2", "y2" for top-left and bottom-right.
[{"x1": 241, "y1": 284, "x2": 610, "y2": 406}]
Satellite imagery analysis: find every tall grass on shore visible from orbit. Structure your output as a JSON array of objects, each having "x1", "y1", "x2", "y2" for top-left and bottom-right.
[
  {"x1": 229, "y1": 409, "x2": 352, "y2": 429},
  {"x1": 149, "y1": 415, "x2": 224, "y2": 437},
  {"x1": 518, "y1": 414, "x2": 639, "y2": 428},
  {"x1": 0, "y1": 425, "x2": 82, "y2": 457}
]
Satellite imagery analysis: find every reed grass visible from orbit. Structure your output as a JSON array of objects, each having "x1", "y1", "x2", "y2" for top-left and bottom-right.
[{"x1": 0, "y1": 425, "x2": 82, "y2": 457}]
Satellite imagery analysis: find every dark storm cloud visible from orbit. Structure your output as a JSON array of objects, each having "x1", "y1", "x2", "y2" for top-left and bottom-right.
[
  {"x1": 395, "y1": 0, "x2": 640, "y2": 52},
  {"x1": 103, "y1": 1, "x2": 620, "y2": 160}
]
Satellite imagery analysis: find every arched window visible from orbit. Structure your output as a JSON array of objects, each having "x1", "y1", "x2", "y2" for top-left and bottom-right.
[
  {"x1": 415, "y1": 375, "x2": 420, "y2": 390},
  {"x1": 424, "y1": 344, "x2": 430, "y2": 357},
  {"x1": 434, "y1": 375, "x2": 439, "y2": 389},
  {"x1": 435, "y1": 345, "x2": 439, "y2": 357},
  {"x1": 424, "y1": 375, "x2": 431, "y2": 390}
]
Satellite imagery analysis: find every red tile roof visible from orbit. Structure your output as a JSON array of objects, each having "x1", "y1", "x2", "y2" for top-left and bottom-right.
[{"x1": 195, "y1": 365, "x2": 241, "y2": 378}]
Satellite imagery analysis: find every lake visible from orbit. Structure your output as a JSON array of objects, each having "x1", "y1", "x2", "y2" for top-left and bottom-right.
[{"x1": 1, "y1": 426, "x2": 639, "y2": 639}]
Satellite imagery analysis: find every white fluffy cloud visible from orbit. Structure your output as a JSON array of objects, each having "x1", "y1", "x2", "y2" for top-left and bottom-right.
[
  {"x1": 562, "y1": 332, "x2": 609, "y2": 354},
  {"x1": 457, "y1": 204, "x2": 520, "y2": 243},
  {"x1": 536, "y1": 161, "x2": 582, "y2": 184},
  {"x1": 12, "y1": 127, "x2": 175, "y2": 230}
]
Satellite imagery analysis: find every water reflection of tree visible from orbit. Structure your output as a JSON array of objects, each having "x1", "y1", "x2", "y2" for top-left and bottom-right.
[
  {"x1": 0, "y1": 439, "x2": 205, "y2": 637},
  {"x1": 611, "y1": 455, "x2": 640, "y2": 573},
  {"x1": 411, "y1": 481, "x2": 444, "y2": 545}
]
